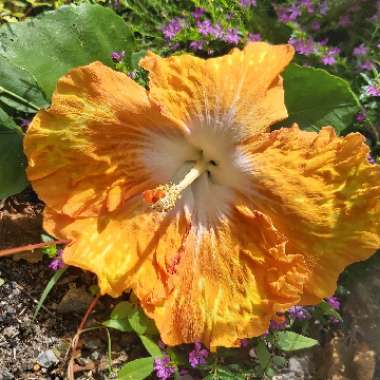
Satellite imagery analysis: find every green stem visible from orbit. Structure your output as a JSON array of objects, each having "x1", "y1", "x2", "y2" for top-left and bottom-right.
[{"x1": 0, "y1": 85, "x2": 41, "y2": 112}]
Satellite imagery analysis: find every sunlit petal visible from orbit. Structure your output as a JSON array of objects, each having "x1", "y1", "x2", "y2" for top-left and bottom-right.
[{"x1": 240, "y1": 125, "x2": 380, "y2": 303}]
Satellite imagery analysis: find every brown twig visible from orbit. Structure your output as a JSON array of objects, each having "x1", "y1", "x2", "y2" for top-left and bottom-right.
[
  {"x1": 0, "y1": 239, "x2": 70, "y2": 258},
  {"x1": 66, "y1": 294, "x2": 101, "y2": 380}
]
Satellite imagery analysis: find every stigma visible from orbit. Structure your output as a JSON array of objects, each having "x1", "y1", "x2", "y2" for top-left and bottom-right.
[{"x1": 143, "y1": 160, "x2": 208, "y2": 212}]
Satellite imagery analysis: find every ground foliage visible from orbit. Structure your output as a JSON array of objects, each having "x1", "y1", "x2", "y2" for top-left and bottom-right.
[{"x1": 0, "y1": 0, "x2": 379, "y2": 379}]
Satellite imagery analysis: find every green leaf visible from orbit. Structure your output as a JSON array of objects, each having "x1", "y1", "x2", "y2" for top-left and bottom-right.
[
  {"x1": 33, "y1": 267, "x2": 66, "y2": 319},
  {"x1": 118, "y1": 357, "x2": 154, "y2": 380},
  {"x1": 103, "y1": 318, "x2": 132, "y2": 332},
  {"x1": 0, "y1": 3, "x2": 135, "y2": 98},
  {"x1": 273, "y1": 331, "x2": 318, "y2": 352},
  {"x1": 128, "y1": 307, "x2": 151, "y2": 335},
  {"x1": 255, "y1": 340, "x2": 271, "y2": 371},
  {"x1": 0, "y1": 108, "x2": 28, "y2": 199},
  {"x1": 111, "y1": 301, "x2": 134, "y2": 319},
  {"x1": 280, "y1": 64, "x2": 360, "y2": 134},
  {"x1": 318, "y1": 300, "x2": 343, "y2": 321},
  {"x1": 103, "y1": 301, "x2": 134, "y2": 332},
  {"x1": 0, "y1": 57, "x2": 49, "y2": 113},
  {"x1": 139, "y1": 335, "x2": 162, "y2": 358}
]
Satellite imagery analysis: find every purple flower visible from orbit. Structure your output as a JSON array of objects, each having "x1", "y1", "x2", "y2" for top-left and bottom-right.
[
  {"x1": 339, "y1": 15, "x2": 351, "y2": 27},
  {"x1": 49, "y1": 249, "x2": 64, "y2": 271},
  {"x1": 353, "y1": 43, "x2": 369, "y2": 57},
  {"x1": 210, "y1": 23, "x2": 224, "y2": 38},
  {"x1": 111, "y1": 51, "x2": 125, "y2": 63},
  {"x1": 355, "y1": 112, "x2": 366, "y2": 122},
  {"x1": 367, "y1": 85, "x2": 380, "y2": 97},
  {"x1": 154, "y1": 356, "x2": 176, "y2": 380},
  {"x1": 196, "y1": 19, "x2": 213, "y2": 36},
  {"x1": 223, "y1": 28, "x2": 240, "y2": 44},
  {"x1": 289, "y1": 37, "x2": 315, "y2": 56},
  {"x1": 319, "y1": 1, "x2": 329, "y2": 15},
  {"x1": 326, "y1": 296, "x2": 341, "y2": 310},
  {"x1": 248, "y1": 32, "x2": 262, "y2": 42},
  {"x1": 277, "y1": 5, "x2": 301, "y2": 23},
  {"x1": 368, "y1": 155, "x2": 376, "y2": 165},
  {"x1": 20, "y1": 118, "x2": 31, "y2": 130},
  {"x1": 329, "y1": 317, "x2": 342, "y2": 325},
  {"x1": 299, "y1": 0, "x2": 314, "y2": 13},
  {"x1": 190, "y1": 40, "x2": 205, "y2": 51},
  {"x1": 188, "y1": 342, "x2": 209, "y2": 368},
  {"x1": 162, "y1": 18, "x2": 183, "y2": 40},
  {"x1": 321, "y1": 47, "x2": 340, "y2": 65},
  {"x1": 288, "y1": 306, "x2": 311, "y2": 321},
  {"x1": 288, "y1": 4, "x2": 302, "y2": 20},
  {"x1": 240, "y1": 0, "x2": 257, "y2": 7},
  {"x1": 269, "y1": 319, "x2": 287, "y2": 331},
  {"x1": 191, "y1": 7, "x2": 205, "y2": 20},
  {"x1": 240, "y1": 338, "x2": 250, "y2": 348},
  {"x1": 311, "y1": 20, "x2": 320, "y2": 31},
  {"x1": 359, "y1": 60, "x2": 375, "y2": 71}
]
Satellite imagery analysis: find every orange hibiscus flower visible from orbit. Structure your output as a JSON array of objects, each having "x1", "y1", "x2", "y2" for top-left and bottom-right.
[{"x1": 24, "y1": 42, "x2": 380, "y2": 349}]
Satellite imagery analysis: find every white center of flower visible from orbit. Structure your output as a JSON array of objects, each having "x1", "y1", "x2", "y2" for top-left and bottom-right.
[{"x1": 141, "y1": 123, "x2": 252, "y2": 224}]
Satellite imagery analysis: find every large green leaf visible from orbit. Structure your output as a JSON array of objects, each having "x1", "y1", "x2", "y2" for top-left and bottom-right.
[
  {"x1": 0, "y1": 57, "x2": 49, "y2": 113},
  {"x1": 118, "y1": 357, "x2": 154, "y2": 380},
  {"x1": 279, "y1": 64, "x2": 360, "y2": 134},
  {"x1": 139, "y1": 335, "x2": 163, "y2": 358},
  {"x1": 273, "y1": 331, "x2": 318, "y2": 352},
  {"x1": 0, "y1": 3, "x2": 135, "y2": 98},
  {"x1": 0, "y1": 108, "x2": 28, "y2": 199}
]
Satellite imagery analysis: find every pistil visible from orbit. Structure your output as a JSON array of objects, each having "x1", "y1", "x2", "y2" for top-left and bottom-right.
[{"x1": 143, "y1": 160, "x2": 208, "y2": 212}]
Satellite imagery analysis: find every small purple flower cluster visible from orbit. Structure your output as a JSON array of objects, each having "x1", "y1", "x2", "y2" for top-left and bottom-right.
[
  {"x1": 49, "y1": 249, "x2": 64, "y2": 271},
  {"x1": 194, "y1": 18, "x2": 240, "y2": 46},
  {"x1": 289, "y1": 36, "x2": 314, "y2": 56},
  {"x1": 367, "y1": 85, "x2": 380, "y2": 97},
  {"x1": 288, "y1": 305, "x2": 311, "y2": 320},
  {"x1": 321, "y1": 47, "x2": 340, "y2": 66},
  {"x1": 162, "y1": 17, "x2": 184, "y2": 40},
  {"x1": 154, "y1": 356, "x2": 176, "y2": 380},
  {"x1": 188, "y1": 342, "x2": 209, "y2": 368},
  {"x1": 326, "y1": 296, "x2": 341, "y2": 310},
  {"x1": 111, "y1": 50, "x2": 125, "y2": 63},
  {"x1": 240, "y1": 0, "x2": 257, "y2": 7}
]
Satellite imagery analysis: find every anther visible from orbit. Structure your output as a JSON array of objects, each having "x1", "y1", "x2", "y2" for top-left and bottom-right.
[{"x1": 143, "y1": 160, "x2": 208, "y2": 212}]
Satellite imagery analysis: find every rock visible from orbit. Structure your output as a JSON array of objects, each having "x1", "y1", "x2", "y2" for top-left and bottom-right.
[
  {"x1": 2, "y1": 325, "x2": 18, "y2": 338},
  {"x1": 90, "y1": 350, "x2": 100, "y2": 360},
  {"x1": 0, "y1": 369, "x2": 15, "y2": 380},
  {"x1": 37, "y1": 350, "x2": 59, "y2": 368},
  {"x1": 57, "y1": 286, "x2": 93, "y2": 314},
  {"x1": 352, "y1": 343, "x2": 376, "y2": 380},
  {"x1": 288, "y1": 357, "x2": 309, "y2": 377}
]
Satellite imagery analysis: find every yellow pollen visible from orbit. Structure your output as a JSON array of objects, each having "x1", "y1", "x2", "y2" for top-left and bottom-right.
[{"x1": 143, "y1": 160, "x2": 208, "y2": 212}]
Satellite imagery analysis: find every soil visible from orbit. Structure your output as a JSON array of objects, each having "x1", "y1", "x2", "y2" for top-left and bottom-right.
[{"x1": 1, "y1": 189, "x2": 379, "y2": 380}]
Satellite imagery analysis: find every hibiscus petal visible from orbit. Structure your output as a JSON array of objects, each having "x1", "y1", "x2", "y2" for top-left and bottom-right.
[
  {"x1": 144, "y1": 206, "x2": 309, "y2": 349},
  {"x1": 241, "y1": 125, "x2": 380, "y2": 303},
  {"x1": 140, "y1": 42, "x2": 294, "y2": 138},
  {"x1": 24, "y1": 61, "x2": 183, "y2": 218},
  {"x1": 44, "y1": 197, "x2": 190, "y2": 299}
]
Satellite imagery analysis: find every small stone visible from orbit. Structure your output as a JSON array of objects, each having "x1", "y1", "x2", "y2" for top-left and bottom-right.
[
  {"x1": 37, "y1": 350, "x2": 59, "y2": 368},
  {"x1": 3, "y1": 325, "x2": 18, "y2": 338},
  {"x1": 249, "y1": 348, "x2": 256, "y2": 358},
  {"x1": 90, "y1": 350, "x2": 100, "y2": 360},
  {"x1": 57, "y1": 286, "x2": 93, "y2": 314},
  {"x1": 289, "y1": 357, "x2": 304, "y2": 375},
  {"x1": 33, "y1": 363, "x2": 41, "y2": 372}
]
